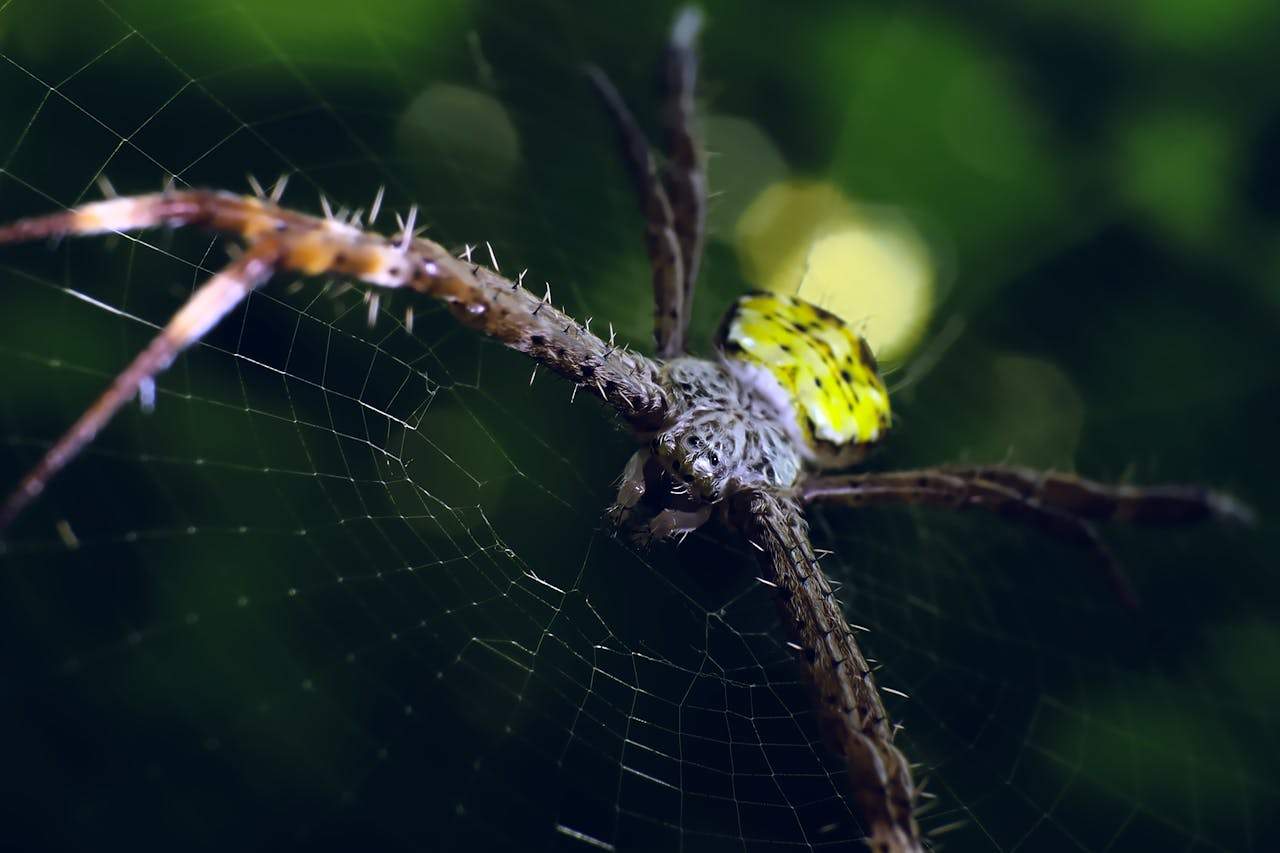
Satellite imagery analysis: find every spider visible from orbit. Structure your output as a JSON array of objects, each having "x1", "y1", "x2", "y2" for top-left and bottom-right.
[{"x1": 0, "y1": 8, "x2": 1253, "y2": 852}]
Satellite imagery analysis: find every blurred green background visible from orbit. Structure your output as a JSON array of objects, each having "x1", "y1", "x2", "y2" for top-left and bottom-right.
[{"x1": 0, "y1": 1, "x2": 1276, "y2": 851}]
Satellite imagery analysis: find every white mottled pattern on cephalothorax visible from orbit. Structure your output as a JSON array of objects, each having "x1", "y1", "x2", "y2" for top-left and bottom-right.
[{"x1": 650, "y1": 357, "x2": 802, "y2": 501}]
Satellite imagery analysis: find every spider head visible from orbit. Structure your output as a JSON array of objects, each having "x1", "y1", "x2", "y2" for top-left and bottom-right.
[
  {"x1": 652, "y1": 414, "x2": 737, "y2": 501},
  {"x1": 717, "y1": 292, "x2": 892, "y2": 468},
  {"x1": 649, "y1": 360, "x2": 803, "y2": 504}
]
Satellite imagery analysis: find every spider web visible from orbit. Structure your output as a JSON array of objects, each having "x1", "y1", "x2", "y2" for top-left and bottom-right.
[{"x1": 1, "y1": 2, "x2": 1276, "y2": 851}]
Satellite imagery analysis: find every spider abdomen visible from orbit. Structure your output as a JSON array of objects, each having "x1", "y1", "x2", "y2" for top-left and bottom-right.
[{"x1": 718, "y1": 292, "x2": 892, "y2": 469}]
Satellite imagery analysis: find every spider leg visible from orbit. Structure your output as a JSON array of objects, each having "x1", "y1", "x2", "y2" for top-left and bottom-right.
[
  {"x1": 0, "y1": 190, "x2": 670, "y2": 528},
  {"x1": 1011, "y1": 505, "x2": 1140, "y2": 611},
  {"x1": 0, "y1": 242, "x2": 280, "y2": 528},
  {"x1": 801, "y1": 467, "x2": 1253, "y2": 528},
  {"x1": 661, "y1": 7, "x2": 707, "y2": 326},
  {"x1": 941, "y1": 464, "x2": 1255, "y2": 526},
  {"x1": 647, "y1": 504, "x2": 711, "y2": 540},
  {"x1": 800, "y1": 467, "x2": 1253, "y2": 608},
  {"x1": 732, "y1": 489, "x2": 921, "y2": 853},
  {"x1": 609, "y1": 449, "x2": 650, "y2": 528},
  {"x1": 586, "y1": 67, "x2": 687, "y2": 359}
]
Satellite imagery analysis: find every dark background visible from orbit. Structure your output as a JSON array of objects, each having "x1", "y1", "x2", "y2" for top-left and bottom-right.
[{"x1": 0, "y1": 1, "x2": 1276, "y2": 851}]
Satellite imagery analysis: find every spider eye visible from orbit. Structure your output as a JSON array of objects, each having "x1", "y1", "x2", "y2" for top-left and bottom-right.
[{"x1": 708, "y1": 451, "x2": 720, "y2": 466}]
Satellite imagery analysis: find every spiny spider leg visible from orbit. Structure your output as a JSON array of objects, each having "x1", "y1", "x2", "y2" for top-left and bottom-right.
[
  {"x1": 0, "y1": 242, "x2": 278, "y2": 528},
  {"x1": 732, "y1": 489, "x2": 921, "y2": 853},
  {"x1": 0, "y1": 190, "x2": 669, "y2": 528},
  {"x1": 801, "y1": 466, "x2": 1254, "y2": 527},
  {"x1": 938, "y1": 464, "x2": 1256, "y2": 526},
  {"x1": 661, "y1": 7, "x2": 708, "y2": 325},
  {"x1": 801, "y1": 467, "x2": 1253, "y2": 607}
]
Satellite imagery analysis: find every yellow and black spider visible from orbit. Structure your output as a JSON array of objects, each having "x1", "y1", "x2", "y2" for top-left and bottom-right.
[{"x1": 0, "y1": 8, "x2": 1252, "y2": 852}]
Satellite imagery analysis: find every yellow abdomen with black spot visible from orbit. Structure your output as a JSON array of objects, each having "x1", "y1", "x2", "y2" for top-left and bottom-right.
[{"x1": 718, "y1": 292, "x2": 891, "y2": 465}]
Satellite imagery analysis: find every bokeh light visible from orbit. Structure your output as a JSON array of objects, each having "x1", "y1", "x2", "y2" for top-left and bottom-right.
[{"x1": 734, "y1": 180, "x2": 934, "y2": 361}]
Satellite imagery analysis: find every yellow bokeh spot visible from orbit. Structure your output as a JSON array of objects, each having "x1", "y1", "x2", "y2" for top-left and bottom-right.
[
  {"x1": 734, "y1": 180, "x2": 934, "y2": 362},
  {"x1": 735, "y1": 182, "x2": 854, "y2": 292}
]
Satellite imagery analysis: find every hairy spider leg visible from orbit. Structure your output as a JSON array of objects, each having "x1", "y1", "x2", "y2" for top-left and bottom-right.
[
  {"x1": 937, "y1": 465, "x2": 1255, "y2": 526},
  {"x1": 0, "y1": 190, "x2": 669, "y2": 528},
  {"x1": 801, "y1": 467, "x2": 1254, "y2": 609},
  {"x1": 801, "y1": 466, "x2": 1253, "y2": 530},
  {"x1": 735, "y1": 489, "x2": 922, "y2": 853}
]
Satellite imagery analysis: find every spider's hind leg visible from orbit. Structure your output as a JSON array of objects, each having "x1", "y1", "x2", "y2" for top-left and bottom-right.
[
  {"x1": 586, "y1": 66, "x2": 687, "y2": 359},
  {"x1": 995, "y1": 497, "x2": 1142, "y2": 610},
  {"x1": 661, "y1": 6, "x2": 707, "y2": 325},
  {"x1": 800, "y1": 466, "x2": 1253, "y2": 611}
]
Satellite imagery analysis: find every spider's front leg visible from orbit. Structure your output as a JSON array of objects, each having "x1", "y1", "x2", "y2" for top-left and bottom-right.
[
  {"x1": 0, "y1": 191, "x2": 671, "y2": 528},
  {"x1": 0, "y1": 237, "x2": 281, "y2": 527},
  {"x1": 732, "y1": 488, "x2": 922, "y2": 853}
]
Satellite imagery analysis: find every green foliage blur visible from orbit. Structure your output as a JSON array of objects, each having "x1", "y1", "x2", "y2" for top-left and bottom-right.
[{"x1": 0, "y1": 1, "x2": 1276, "y2": 851}]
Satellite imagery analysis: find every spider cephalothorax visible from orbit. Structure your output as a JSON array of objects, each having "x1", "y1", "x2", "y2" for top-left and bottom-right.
[
  {"x1": 618, "y1": 291, "x2": 892, "y2": 540},
  {"x1": 614, "y1": 357, "x2": 799, "y2": 538},
  {"x1": 0, "y1": 8, "x2": 1251, "y2": 853}
]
